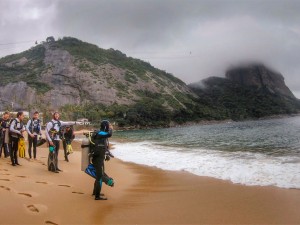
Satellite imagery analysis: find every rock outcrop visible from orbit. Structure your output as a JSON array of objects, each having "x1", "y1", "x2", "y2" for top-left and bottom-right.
[
  {"x1": 225, "y1": 64, "x2": 295, "y2": 98},
  {"x1": 0, "y1": 38, "x2": 195, "y2": 111},
  {"x1": 189, "y1": 64, "x2": 300, "y2": 120}
]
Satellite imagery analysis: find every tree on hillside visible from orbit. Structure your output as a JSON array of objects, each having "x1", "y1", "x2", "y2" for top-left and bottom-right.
[{"x1": 46, "y1": 36, "x2": 55, "y2": 43}]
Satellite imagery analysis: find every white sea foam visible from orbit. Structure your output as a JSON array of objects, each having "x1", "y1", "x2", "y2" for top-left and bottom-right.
[{"x1": 111, "y1": 141, "x2": 300, "y2": 189}]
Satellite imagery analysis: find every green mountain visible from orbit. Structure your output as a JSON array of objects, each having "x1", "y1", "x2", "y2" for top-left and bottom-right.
[
  {"x1": 0, "y1": 37, "x2": 299, "y2": 126},
  {"x1": 0, "y1": 37, "x2": 201, "y2": 125}
]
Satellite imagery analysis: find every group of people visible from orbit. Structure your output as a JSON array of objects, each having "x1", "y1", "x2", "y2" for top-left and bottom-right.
[
  {"x1": 0, "y1": 111, "x2": 75, "y2": 167},
  {"x1": 0, "y1": 111, "x2": 114, "y2": 200}
]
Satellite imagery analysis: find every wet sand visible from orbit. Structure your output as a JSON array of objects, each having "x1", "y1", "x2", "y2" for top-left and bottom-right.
[{"x1": 0, "y1": 140, "x2": 299, "y2": 224}]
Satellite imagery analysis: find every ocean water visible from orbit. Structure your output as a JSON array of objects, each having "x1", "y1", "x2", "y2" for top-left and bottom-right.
[{"x1": 111, "y1": 116, "x2": 300, "y2": 189}]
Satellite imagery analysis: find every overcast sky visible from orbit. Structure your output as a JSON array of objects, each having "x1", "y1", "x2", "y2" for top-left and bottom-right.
[{"x1": 1, "y1": 0, "x2": 300, "y2": 97}]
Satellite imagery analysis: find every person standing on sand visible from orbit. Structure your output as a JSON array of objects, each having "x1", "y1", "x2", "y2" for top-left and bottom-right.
[
  {"x1": 26, "y1": 111, "x2": 42, "y2": 160},
  {"x1": 45, "y1": 112, "x2": 81, "y2": 172},
  {"x1": 61, "y1": 125, "x2": 75, "y2": 162},
  {"x1": 9, "y1": 111, "x2": 26, "y2": 166},
  {"x1": 91, "y1": 120, "x2": 113, "y2": 200},
  {"x1": 0, "y1": 112, "x2": 11, "y2": 158}
]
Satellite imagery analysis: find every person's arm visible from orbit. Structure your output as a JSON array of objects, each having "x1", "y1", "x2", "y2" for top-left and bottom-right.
[
  {"x1": 71, "y1": 132, "x2": 75, "y2": 141},
  {"x1": 45, "y1": 122, "x2": 53, "y2": 142},
  {"x1": 0, "y1": 119, "x2": 3, "y2": 132},
  {"x1": 107, "y1": 128, "x2": 113, "y2": 138},
  {"x1": 38, "y1": 120, "x2": 42, "y2": 135},
  {"x1": 26, "y1": 120, "x2": 33, "y2": 136},
  {"x1": 10, "y1": 120, "x2": 21, "y2": 135},
  {"x1": 60, "y1": 121, "x2": 77, "y2": 126},
  {"x1": 21, "y1": 124, "x2": 26, "y2": 132}
]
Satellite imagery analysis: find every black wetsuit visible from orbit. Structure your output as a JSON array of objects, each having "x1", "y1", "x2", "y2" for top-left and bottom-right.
[
  {"x1": 45, "y1": 119, "x2": 76, "y2": 172},
  {"x1": 91, "y1": 129, "x2": 112, "y2": 199},
  {"x1": 9, "y1": 119, "x2": 25, "y2": 166},
  {"x1": 62, "y1": 127, "x2": 75, "y2": 162},
  {"x1": 0, "y1": 119, "x2": 10, "y2": 158},
  {"x1": 26, "y1": 119, "x2": 42, "y2": 159}
]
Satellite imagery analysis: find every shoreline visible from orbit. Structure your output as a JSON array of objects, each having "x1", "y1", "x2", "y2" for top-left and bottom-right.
[
  {"x1": 103, "y1": 161, "x2": 300, "y2": 224},
  {"x1": 1, "y1": 141, "x2": 300, "y2": 224},
  {"x1": 104, "y1": 112, "x2": 300, "y2": 131}
]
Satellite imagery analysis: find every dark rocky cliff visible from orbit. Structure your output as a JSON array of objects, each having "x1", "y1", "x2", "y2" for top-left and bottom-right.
[
  {"x1": 225, "y1": 64, "x2": 295, "y2": 98},
  {"x1": 189, "y1": 64, "x2": 300, "y2": 120}
]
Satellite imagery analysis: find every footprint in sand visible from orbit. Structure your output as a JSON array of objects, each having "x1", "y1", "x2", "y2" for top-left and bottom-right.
[
  {"x1": 27, "y1": 205, "x2": 39, "y2": 213},
  {"x1": 36, "y1": 181, "x2": 48, "y2": 184},
  {"x1": 0, "y1": 185, "x2": 10, "y2": 191},
  {"x1": 25, "y1": 204, "x2": 47, "y2": 214},
  {"x1": 0, "y1": 178, "x2": 10, "y2": 181},
  {"x1": 18, "y1": 193, "x2": 32, "y2": 197},
  {"x1": 72, "y1": 191, "x2": 84, "y2": 194},
  {"x1": 58, "y1": 184, "x2": 71, "y2": 188},
  {"x1": 45, "y1": 221, "x2": 58, "y2": 225}
]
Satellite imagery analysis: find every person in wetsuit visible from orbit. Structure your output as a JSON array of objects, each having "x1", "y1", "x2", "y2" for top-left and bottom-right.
[
  {"x1": 9, "y1": 111, "x2": 26, "y2": 166},
  {"x1": 61, "y1": 125, "x2": 75, "y2": 162},
  {"x1": 45, "y1": 112, "x2": 80, "y2": 173},
  {"x1": 0, "y1": 112, "x2": 11, "y2": 158},
  {"x1": 26, "y1": 111, "x2": 42, "y2": 160},
  {"x1": 91, "y1": 120, "x2": 113, "y2": 200}
]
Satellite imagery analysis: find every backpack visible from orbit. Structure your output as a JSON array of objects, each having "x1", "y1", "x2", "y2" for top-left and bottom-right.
[
  {"x1": 89, "y1": 132, "x2": 108, "y2": 158},
  {"x1": 10, "y1": 119, "x2": 24, "y2": 138},
  {"x1": 50, "y1": 120, "x2": 61, "y2": 129},
  {"x1": 48, "y1": 120, "x2": 62, "y2": 140},
  {"x1": 29, "y1": 119, "x2": 41, "y2": 134}
]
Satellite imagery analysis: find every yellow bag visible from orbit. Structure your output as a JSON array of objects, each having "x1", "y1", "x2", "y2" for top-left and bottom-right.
[
  {"x1": 67, "y1": 144, "x2": 73, "y2": 154},
  {"x1": 18, "y1": 138, "x2": 26, "y2": 158}
]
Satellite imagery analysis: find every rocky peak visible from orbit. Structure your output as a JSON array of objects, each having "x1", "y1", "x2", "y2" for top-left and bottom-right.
[{"x1": 225, "y1": 64, "x2": 295, "y2": 98}]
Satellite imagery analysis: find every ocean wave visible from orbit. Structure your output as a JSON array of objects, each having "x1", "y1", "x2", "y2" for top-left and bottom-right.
[{"x1": 111, "y1": 141, "x2": 300, "y2": 189}]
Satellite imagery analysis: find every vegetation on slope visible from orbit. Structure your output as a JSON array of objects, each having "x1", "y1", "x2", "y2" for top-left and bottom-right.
[
  {"x1": 1, "y1": 37, "x2": 299, "y2": 127},
  {"x1": 0, "y1": 45, "x2": 51, "y2": 94},
  {"x1": 190, "y1": 77, "x2": 300, "y2": 121}
]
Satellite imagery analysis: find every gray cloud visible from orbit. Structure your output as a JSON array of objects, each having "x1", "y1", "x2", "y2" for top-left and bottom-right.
[{"x1": 1, "y1": 0, "x2": 300, "y2": 97}]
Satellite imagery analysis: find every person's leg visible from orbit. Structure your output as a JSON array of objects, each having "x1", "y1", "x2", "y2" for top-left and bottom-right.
[
  {"x1": 0, "y1": 132, "x2": 3, "y2": 157},
  {"x1": 0, "y1": 140, "x2": 3, "y2": 158},
  {"x1": 33, "y1": 135, "x2": 38, "y2": 159},
  {"x1": 10, "y1": 139, "x2": 15, "y2": 165},
  {"x1": 93, "y1": 159, "x2": 106, "y2": 200},
  {"x1": 28, "y1": 135, "x2": 33, "y2": 159},
  {"x1": 4, "y1": 143, "x2": 10, "y2": 158},
  {"x1": 10, "y1": 138, "x2": 19, "y2": 165},
  {"x1": 62, "y1": 140, "x2": 68, "y2": 162},
  {"x1": 14, "y1": 138, "x2": 19, "y2": 165},
  {"x1": 54, "y1": 140, "x2": 61, "y2": 171},
  {"x1": 48, "y1": 143, "x2": 58, "y2": 173}
]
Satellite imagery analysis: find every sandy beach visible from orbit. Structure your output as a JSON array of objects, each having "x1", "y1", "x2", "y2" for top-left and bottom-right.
[{"x1": 0, "y1": 140, "x2": 300, "y2": 224}]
